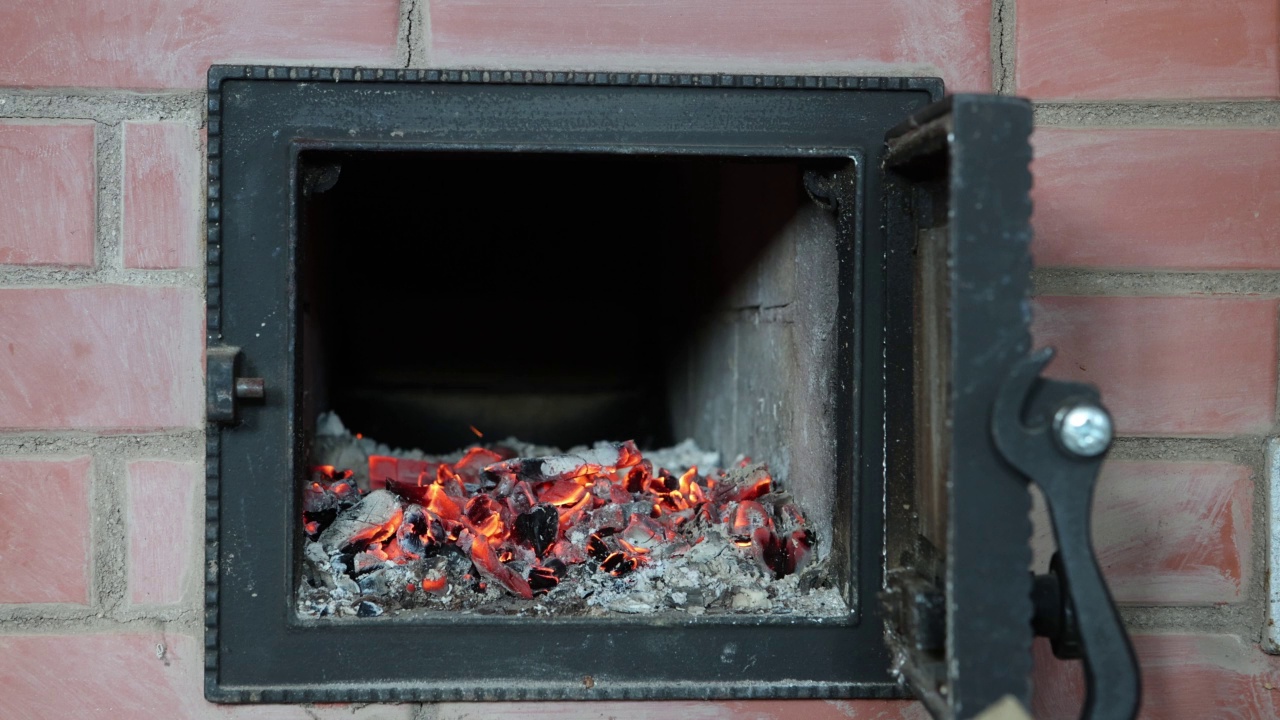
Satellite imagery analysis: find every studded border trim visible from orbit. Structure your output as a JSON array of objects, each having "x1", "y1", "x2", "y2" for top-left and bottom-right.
[{"x1": 207, "y1": 64, "x2": 944, "y2": 93}]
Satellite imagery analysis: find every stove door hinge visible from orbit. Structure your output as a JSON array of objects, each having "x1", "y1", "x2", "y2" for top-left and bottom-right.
[{"x1": 206, "y1": 345, "x2": 265, "y2": 424}]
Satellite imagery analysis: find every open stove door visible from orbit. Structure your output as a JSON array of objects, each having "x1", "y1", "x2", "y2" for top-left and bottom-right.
[{"x1": 879, "y1": 95, "x2": 1140, "y2": 720}]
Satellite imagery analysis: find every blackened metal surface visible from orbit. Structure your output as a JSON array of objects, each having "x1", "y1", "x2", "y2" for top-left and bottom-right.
[
  {"x1": 206, "y1": 65, "x2": 941, "y2": 702},
  {"x1": 882, "y1": 95, "x2": 1036, "y2": 718}
]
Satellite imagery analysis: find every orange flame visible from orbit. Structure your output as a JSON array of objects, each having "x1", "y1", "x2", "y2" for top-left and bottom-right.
[
  {"x1": 557, "y1": 491, "x2": 592, "y2": 531},
  {"x1": 469, "y1": 535, "x2": 533, "y2": 599},
  {"x1": 615, "y1": 440, "x2": 643, "y2": 469},
  {"x1": 616, "y1": 537, "x2": 651, "y2": 556},
  {"x1": 348, "y1": 507, "x2": 404, "y2": 547},
  {"x1": 540, "y1": 480, "x2": 589, "y2": 507},
  {"x1": 424, "y1": 484, "x2": 462, "y2": 523},
  {"x1": 472, "y1": 512, "x2": 504, "y2": 544}
]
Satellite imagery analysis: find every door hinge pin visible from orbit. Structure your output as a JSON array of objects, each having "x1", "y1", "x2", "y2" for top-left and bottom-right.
[{"x1": 234, "y1": 377, "x2": 265, "y2": 399}]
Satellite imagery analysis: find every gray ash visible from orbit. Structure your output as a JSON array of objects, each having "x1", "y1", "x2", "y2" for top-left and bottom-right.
[{"x1": 298, "y1": 413, "x2": 845, "y2": 619}]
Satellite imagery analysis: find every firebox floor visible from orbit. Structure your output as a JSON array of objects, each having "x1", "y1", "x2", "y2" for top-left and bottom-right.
[{"x1": 298, "y1": 413, "x2": 847, "y2": 620}]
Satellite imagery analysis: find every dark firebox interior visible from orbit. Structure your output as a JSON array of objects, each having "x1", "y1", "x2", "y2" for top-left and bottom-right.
[{"x1": 300, "y1": 150, "x2": 840, "y2": 455}]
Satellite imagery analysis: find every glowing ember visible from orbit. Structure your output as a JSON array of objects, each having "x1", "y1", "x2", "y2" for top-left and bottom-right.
[
  {"x1": 421, "y1": 575, "x2": 448, "y2": 595},
  {"x1": 299, "y1": 416, "x2": 835, "y2": 618}
]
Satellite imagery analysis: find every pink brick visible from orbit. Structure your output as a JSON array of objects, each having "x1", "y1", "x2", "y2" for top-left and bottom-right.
[
  {"x1": 430, "y1": 0, "x2": 992, "y2": 92},
  {"x1": 0, "y1": 287, "x2": 203, "y2": 431},
  {"x1": 124, "y1": 123, "x2": 201, "y2": 269},
  {"x1": 127, "y1": 461, "x2": 199, "y2": 605},
  {"x1": 0, "y1": 0, "x2": 399, "y2": 90},
  {"x1": 432, "y1": 700, "x2": 928, "y2": 719},
  {"x1": 0, "y1": 633, "x2": 416, "y2": 719},
  {"x1": 1032, "y1": 635, "x2": 1280, "y2": 719},
  {"x1": 1017, "y1": 0, "x2": 1280, "y2": 99},
  {"x1": 0, "y1": 457, "x2": 92, "y2": 604},
  {"x1": 1094, "y1": 461, "x2": 1252, "y2": 604},
  {"x1": 1032, "y1": 129, "x2": 1280, "y2": 270},
  {"x1": 1033, "y1": 297, "x2": 1279, "y2": 436},
  {"x1": 0, "y1": 123, "x2": 95, "y2": 267}
]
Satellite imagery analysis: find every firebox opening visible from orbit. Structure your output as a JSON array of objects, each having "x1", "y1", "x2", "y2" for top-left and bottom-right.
[{"x1": 299, "y1": 150, "x2": 848, "y2": 574}]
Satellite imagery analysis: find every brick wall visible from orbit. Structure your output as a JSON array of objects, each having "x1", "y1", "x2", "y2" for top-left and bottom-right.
[{"x1": 0, "y1": 1, "x2": 1276, "y2": 718}]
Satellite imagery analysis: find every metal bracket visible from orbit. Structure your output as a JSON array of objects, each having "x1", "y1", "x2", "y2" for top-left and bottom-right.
[
  {"x1": 206, "y1": 345, "x2": 264, "y2": 423},
  {"x1": 991, "y1": 348, "x2": 1140, "y2": 720}
]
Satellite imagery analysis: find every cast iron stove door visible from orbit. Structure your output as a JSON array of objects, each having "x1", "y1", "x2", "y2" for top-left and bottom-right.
[
  {"x1": 880, "y1": 96, "x2": 1140, "y2": 720},
  {"x1": 204, "y1": 68, "x2": 1137, "y2": 711}
]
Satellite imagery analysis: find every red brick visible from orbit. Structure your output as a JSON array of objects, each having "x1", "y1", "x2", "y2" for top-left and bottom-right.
[
  {"x1": 1032, "y1": 129, "x2": 1280, "y2": 270},
  {"x1": 127, "y1": 461, "x2": 199, "y2": 605},
  {"x1": 1017, "y1": 0, "x2": 1280, "y2": 99},
  {"x1": 0, "y1": 0, "x2": 399, "y2": 90},
  {"x1": 429, "y1": 0, "x2": 992, "y2": 92},
  {"x1": 0, "y1": 457, "x2": 92, "y2": 604},
  {"x1": 432, "y1": 700, "x2": 928, "y2": 719},
  {"x1": 0, "y1": 633, "x2": 416, "y2": 719},
  {"x1": 1032, "y1": 635, "x2": 1280, "y2": 719},
  {"x1": 124, "y1": 123, "x2": 202, "y2": 270},
  {"x1": 0, "y1": 123, "x2": 96, "y2": 267},
  {"x1": 1032, "y1": 297, "x2": 1279, "y2": 436},
  {"x1": 0, "y1": 287, "x2": 203, "y2": 431},
  {"x1": 1093, "y1": 462, "x2": 1252, "y2": 604}
]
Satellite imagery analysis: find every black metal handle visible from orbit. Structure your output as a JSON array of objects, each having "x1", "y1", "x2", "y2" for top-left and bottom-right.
[{"x1": 992, "y1": 349, "x2": 1140, "y2": 720}]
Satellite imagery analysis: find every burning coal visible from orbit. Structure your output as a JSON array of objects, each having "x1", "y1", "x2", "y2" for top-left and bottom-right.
[{"x1": 299, "y1": 414, "x2": 840, "y2": 618}]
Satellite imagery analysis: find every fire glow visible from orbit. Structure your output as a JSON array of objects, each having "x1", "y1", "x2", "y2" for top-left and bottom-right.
[{"x1": 302, "y1": 439, "x2": 815, "y2": 608}]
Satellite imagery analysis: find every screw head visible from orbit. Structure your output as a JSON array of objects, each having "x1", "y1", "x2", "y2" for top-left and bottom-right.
[{"x1": 1054, "y1": 403, "x2": 1113, "y2": 457}]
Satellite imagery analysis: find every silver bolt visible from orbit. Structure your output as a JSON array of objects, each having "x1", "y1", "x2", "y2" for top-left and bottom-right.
[{"x1": 1054, "y1": 403, "x2": 1113, "y2": 457}]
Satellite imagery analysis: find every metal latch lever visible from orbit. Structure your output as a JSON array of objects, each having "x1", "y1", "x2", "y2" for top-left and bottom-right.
[{"x1": 991, "y1": 348, "x2": 1140, "y2": 720}]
